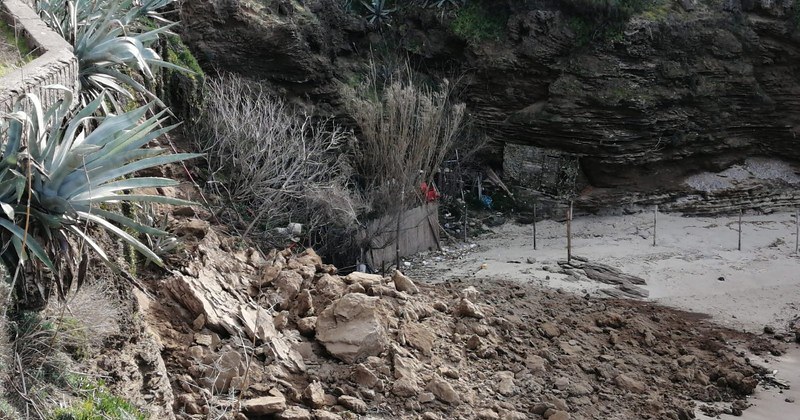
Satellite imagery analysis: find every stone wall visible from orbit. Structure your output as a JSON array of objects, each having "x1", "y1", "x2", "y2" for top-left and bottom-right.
[
  {"x1": 0, "y1": 0, "x2": 78, "y2": 114},
  {"x1": 503, "y1": 143, "x2": 587, "y2": 198}
]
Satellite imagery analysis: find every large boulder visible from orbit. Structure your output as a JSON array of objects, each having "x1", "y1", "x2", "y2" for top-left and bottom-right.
[{"x1": 316, "y1": 293, "x2": 390, "y2": 363}]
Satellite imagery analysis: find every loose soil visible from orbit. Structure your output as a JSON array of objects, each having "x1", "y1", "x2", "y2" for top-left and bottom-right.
[
  {"x1": 123, "y1": 212, "x2": 788, "y2": 420},
  {"x1": 57, "y1": 152, "x2": 796, "y2": 419}
]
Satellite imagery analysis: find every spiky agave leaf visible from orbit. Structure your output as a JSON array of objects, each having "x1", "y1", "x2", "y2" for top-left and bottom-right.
[
  {"x1": 36, "y1": 0, "x2": 193, "y2": 109},
  {"x1": 0, "y1": 87, "x2": 200, "y2": 302},
  {"x1": 362, "y1": 0, "x2": 395, "y2": 25}
]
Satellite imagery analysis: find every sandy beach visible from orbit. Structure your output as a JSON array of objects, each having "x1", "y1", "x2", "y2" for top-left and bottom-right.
[{"x1": 408, "y1": 211, "x2": 800, "y2": 419}]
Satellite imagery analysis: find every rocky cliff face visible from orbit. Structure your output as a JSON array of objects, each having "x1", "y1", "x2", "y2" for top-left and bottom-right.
[{"x1": 177, "y1": 0, "x2": 800, "y2": 214}]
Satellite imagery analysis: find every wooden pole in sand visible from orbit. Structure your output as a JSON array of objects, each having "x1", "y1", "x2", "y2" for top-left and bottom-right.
[
  {"x1": 653, "y1": 205, "x2": 658, "y2": 247},
  {"x1": 533, "y1": 200, "x2": 538, "y2": 251},
  {"x1": 463, "y1": 202, "x2": 468, "y2": 242},
  {"x1": 738, "y1": 209, "x2": 743, "y2": 251},
  {"x1": 456, "y1": 150, "x2": 467, "y2": 242},
  {"x1": 795, "y1": 208, "x2": 799, "y2": 254},
  {"x1": 567, "y1": 201, "x2": 573, "y2": 263}
]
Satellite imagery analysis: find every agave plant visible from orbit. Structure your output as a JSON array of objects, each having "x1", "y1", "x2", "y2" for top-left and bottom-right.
[
  {"x1": 425, "y1": 0, "x2": 464, "y2": 8},
  {"x1": 0, "y1": 86, "x2": 199, "y2": 308},
  {"x1": 362, "y1": 0, "x2": 395, "y2": 25},
  {"x1": 36, "y1": 0, "x2": 190, "y2": 110}
]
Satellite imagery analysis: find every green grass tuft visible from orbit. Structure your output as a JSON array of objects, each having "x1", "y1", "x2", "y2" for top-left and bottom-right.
[
  {"x1": 794, "y1": 0, "x2": 800, "y2": 29},
  {"x1": 166, "y1": 35, "x2": 203, "y2": 79},
  {"x1": 450, "y1": 1, "x2": 508, "y2": 45},
  {"x1": 52, "y1": 379, "x2": 146, "y2": 420},
  {"x1": 0, "y1": 20, "x2": 34, "y2": 76}
]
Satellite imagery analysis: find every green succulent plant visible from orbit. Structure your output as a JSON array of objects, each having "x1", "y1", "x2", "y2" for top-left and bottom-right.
[
  {"x1": 427, "y1": 0, "x2": 465, "y2": 8},
  {"x1": 36, "y1": 0, "x2": 190, "y2": 110},
  {"x1": 0, "y1": 86, "x2": 199, "y2": 308},
  {"x1": 362, "y1": 0, "x2": 395, "y2": 25}
]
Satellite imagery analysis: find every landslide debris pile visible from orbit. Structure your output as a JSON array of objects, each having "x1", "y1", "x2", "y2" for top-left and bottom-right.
[{"x1": 144, "y1": 218, "x2": 769, "y2": 419}]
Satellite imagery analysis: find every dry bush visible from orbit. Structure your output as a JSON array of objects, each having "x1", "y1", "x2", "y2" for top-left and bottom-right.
[
  {"x1": 5, "y1": 309, "x2": 71, "y2": 418},
  {"x1": 44, "y1": 282, "x2": 122, "y2": 349},
  {"x1": 194, "y1": 74, "x2": 365, "y2": 253},
  {"x1": 1, "y1": 282, "x2": 122, "y2": 418},
  {"x1": 343, "y1": 69, "x2": 466, "y2": 216},
  {"x1": 0, "y1": 284, "x2": 21, "y2": 419}
]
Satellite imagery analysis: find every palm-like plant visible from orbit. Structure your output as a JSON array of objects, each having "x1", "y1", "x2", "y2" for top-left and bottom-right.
[
  {"x1": 362, "y1": 0, "x2": 395, "y2": 25},
  {"x1": 36, "y1": 0, "x2": 190, "y2": 110},
  {"x1": 426, "y1": 0, "x2": 465, "y2": 7},
  {"x1": 0, "y1": 86, "x2": 199, "y2": 308}
]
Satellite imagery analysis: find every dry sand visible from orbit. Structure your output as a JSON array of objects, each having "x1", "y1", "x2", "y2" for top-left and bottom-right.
[{"x1": 408, "y1": 211, "x2": 800, "y2": 419}]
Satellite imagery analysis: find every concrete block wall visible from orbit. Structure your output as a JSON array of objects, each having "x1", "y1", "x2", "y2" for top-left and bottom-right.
[{"x1": 0, "y1": 0, "x2": 78, "y2": 114}]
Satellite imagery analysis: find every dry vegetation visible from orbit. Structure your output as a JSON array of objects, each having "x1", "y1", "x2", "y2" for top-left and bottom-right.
[
  {"x1": 345, "y1": 71, "x2": 466, "y2": 216},
  {"x1": 0, "y1": 22, "x2": 27, "y2": 77},
  {"x1": 193, "y1": 69, "x2": 467, "y2": 263},
  {"x1": 194, "y1": 74, "x2": 364, "y2": 254},
  {"x1": 0, "y1": 282, "x2": 124, "y2": 418}
]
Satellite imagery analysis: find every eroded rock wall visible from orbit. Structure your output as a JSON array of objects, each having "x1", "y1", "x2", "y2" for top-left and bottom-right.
[{"x1": 176, "y1": 0, "x2": 800, "y2": 213}]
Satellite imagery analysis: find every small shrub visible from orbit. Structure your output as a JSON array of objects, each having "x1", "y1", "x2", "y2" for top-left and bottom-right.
[
  {"x1": 1, "y1": 283, "x2": 125, "y2": 416},
  {"x1": 45, "y1": 282, "x2": 122, "y2": 355},
  {"x1": 0, "y1": 21, "x2": 34, "y2": 77},
  {"x1": 0, "y1": 284, "x2": 21, "y2": 419},
  {"x1": 564, "y1": 0, "x2": 661, "y2": 24},
  {"x1": 794, "y1": 0, "x2": 800, "y2": 29},
  {"x1": 567, "y1": 16, "x2": 596, "y2": 45},
  {"x1": 52, "y1": 379, "x2": 145, "y2": 420},
  {"x1": 165, "y1": 36, "x2": 204, "y2": 80},
  {"x1": 450, "y1": 1, "x2": 508, "y2": 44},
  {"x1": 4, "y1": 308, "x2": 72, "y2": 415}
]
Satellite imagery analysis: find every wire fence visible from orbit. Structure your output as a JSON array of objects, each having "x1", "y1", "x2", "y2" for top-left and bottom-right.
[{"x1": 539, "y1": 202, "x2": 800, "y2": 263}]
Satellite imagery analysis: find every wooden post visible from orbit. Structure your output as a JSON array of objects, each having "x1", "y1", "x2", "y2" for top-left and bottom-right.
[
  {"x1": 653, "y1": 205, "x2": 658, "y2": 247},
  {"x1": 795, "y1": 208, "x2": 799, "y2": 254},
  {"x1": 395, "y1": 187, "x2": 404, "y2": 269},
  {"x1": 477, "y1": 174, "x2": 483, "y2": 201},
  {"x1": 567, "y1": 201, "x2": 573, "y2": 263},
  {"x1": 456, "y1": 149, "x2": 467, "y2": 242},
  {"x1": 463, "y1": 203, "x2": 468, "y2": 242},
  {"x1": 533, "y1": 201, "x2": 538, "y2": 251},
  {"x1": 737, "y1": 209, "x2": 743, "y2": 251}
]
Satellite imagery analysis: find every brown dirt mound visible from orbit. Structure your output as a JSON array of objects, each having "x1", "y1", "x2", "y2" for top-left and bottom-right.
[{"x1": 130, "y1": 215, "x2": 778, "y2": 420}]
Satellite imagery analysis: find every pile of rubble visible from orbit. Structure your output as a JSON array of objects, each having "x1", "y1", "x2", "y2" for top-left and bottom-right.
[{"x1": 140, "y1": 218, "x2": 775, "y2": 419}]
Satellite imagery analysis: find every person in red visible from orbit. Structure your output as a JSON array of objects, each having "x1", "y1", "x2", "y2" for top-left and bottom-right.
[{"x1": 420, "y1": 181, "x2": 440, "y2": 202}]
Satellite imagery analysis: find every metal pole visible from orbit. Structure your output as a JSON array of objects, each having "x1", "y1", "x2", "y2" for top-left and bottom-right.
[
  {"x1": 738, "y1": 209, "x2": 742, "y2": 251},
  {"x1": 653, "y1": 205, "x2": 658, "y2": 247},
  {"x1": 567, "y1": 201, "x2": 573, "y2": 263},
  {"x1": 533, "y1": 201, "x2": 538, "y2": 251}
]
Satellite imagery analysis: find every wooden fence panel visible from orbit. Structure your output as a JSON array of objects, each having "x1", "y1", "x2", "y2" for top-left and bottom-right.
[{"x1": 364, "y1": 203, "x2": 440, "y2": 268}]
